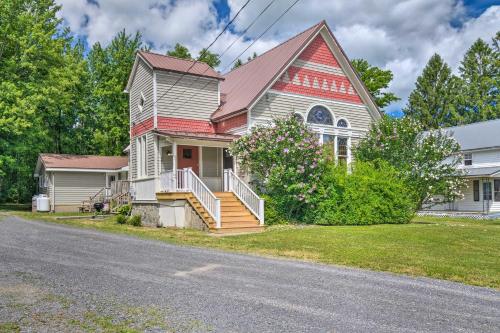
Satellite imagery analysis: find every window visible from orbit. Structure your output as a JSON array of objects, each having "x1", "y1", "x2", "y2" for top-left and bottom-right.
[
  {"x1": 337, "y1": 119, "x2": 348, "y2": 128},
  {"x1": 483, "y1": 182, "x2": 492, "y2": 201},
  {"x1": 138, "y1": 92, "x2": 145, "y2": 112},
  {"x1": 464, "y1": 153, "x2": 472, "y2": 166},
  {"x1": 322, "y1": 134, "x2": 335, "y2": 157},
  {"x1": 293, "y1": 113, "x2": 304, "y2": 122},
  {"x1": 136, "y1": 135, "x2": 147, "y2": 177},
  {"x1": 183, "y1": 148, "x2": 192, "y2": 159},
  {"x1": 473, "y1": 180, "x2": 479, "y2": 202},
  {"x1": 337, "y1": 137, "x2": 348, "y2": 164},
  {"x1": 495, "y1": 180, "x2": 500, "y2": 202},
  {"x1": 307, "y1": 105, "x2": 333, "y2": 125}
]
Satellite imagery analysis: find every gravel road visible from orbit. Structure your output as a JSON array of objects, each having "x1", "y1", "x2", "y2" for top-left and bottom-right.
[{"x1": 1, "y1": 215, "x2": 499, "y2": 332}]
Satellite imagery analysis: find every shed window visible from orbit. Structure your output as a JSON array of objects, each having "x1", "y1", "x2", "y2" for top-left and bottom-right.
[
  {"x1": 307, "y1": 106, "x2": 333, "y2": 125},
  {"x1": 473, "y1": 180, "x2": 479, "y2": 202},
  {"x1": 464, "y1": 153, "x2": 472, "y2": 166}
]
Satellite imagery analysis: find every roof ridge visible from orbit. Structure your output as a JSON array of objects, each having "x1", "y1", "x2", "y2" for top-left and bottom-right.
[
  {"x1": 223, "y1": 21, "x2": 324, "y2": 76},
  {"x1": 139, "y1": 50, "x2": 215, "y2": 69},
  {"x1": 40, "y1": 153, "x2": 126, "y2": 158}
]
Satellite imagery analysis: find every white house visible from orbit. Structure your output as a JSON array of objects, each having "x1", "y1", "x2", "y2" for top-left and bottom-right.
[
  {"x1": 125, "y1": 21, "x2": 381, "y2": 232},
  {"x1": 423, "y1": 119, "x2": 500, "y2": 215}
]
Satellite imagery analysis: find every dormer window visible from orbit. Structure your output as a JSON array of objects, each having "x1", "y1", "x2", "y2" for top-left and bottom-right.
[
  {"x1": 464, "y1": 153, "x2": 472, "y2": 166},
  {"x1": 138, "y1": 92, "x2": 145, "y2": 112}
]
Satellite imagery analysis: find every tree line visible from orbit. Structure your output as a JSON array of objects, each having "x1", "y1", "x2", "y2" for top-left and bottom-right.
[{"x1": 0, "y1": 0, "x2": 497, "y2": 203}]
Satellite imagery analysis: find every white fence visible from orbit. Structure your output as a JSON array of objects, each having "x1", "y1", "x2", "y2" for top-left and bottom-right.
[{"x1": 224, "y1": 169, "x2": 264, "y2": 225}]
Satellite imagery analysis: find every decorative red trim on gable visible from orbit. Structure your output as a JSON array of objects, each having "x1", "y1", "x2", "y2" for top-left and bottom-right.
[
  {"x1": 272, "y1": 66, "x2": 362, "y2": 104},
  {"x1": 131, "y1": 118, "x2": 154, "y2": 137},
  {"x1": 298, "y1": 35, "x2": 340, "y2": 68},
  {"x1": 215, "y1": 113, "x2": 247, "y2": 133},
  {"x1": 157, "y1": 116, "x2": 216, "y2": 133}
]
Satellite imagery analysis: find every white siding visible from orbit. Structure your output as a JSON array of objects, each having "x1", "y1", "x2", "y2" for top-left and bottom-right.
[
  {"x1": 462, "y1": 149, "x2": 500, "y2": 168},
  {"x1": 130, "y1": 59, "x2": 154, "y2": 124},
  {"x1": 251, "y1": 91, "x2": 373, "y2": 131},
  {"x1": 54, "y1": 172, "x2": 106, "y2": 205},
  {"x1": 156, "y1": 72, "x2": 219, "y2": 120},
  {"x1": 147, "y1": 131, "x2": 155, "y2": 177}
]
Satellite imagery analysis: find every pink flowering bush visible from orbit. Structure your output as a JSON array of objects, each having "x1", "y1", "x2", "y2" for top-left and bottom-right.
[
  {"x1": 230, "y1": 115, "x2": 324, "y2": 221},
  {"x1": 355, "y1": 115, "x2": 466, "y2": 208}
]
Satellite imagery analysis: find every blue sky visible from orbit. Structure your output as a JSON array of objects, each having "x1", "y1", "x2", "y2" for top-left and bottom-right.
[{"x1": 58, "y1": 0, "x2": 499, "y2": 114}]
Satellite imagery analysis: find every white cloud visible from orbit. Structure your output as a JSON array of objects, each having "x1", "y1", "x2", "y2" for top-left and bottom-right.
[{"x1": 56, "y1": 0, "x2": 500, "y2": 111}]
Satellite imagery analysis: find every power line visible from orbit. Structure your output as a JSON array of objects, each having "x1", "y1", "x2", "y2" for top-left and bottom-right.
[
  {"x1": 157, "y1": 0, "x2": 278, "y2": 115},
  {"x1": 145, "y1": 0, "x2": 252, "y2": 111},
  {"x1": 164, "y1": 0, "x2": 302, "y2": 116}
]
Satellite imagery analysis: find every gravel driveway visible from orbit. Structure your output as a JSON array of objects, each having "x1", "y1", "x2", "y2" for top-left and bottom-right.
[{"x1": 1, "y1": 215, "x2": 499, "y2": 332}]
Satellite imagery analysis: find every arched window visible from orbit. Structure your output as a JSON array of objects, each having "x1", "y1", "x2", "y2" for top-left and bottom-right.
[
  {"x1": 293, "y1": 113, "x2": 304, "y2": 123},
  {"x1": 307, "y1": 105, "x2": 333, "y2": 125},
  {"x1": 337, "y1": 119, "x2": 348, "y2": 128}
]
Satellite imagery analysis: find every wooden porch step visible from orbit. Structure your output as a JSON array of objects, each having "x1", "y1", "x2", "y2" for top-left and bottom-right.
[{"x1": 210, "y1": 226, "x2": 265, "y2": 234}]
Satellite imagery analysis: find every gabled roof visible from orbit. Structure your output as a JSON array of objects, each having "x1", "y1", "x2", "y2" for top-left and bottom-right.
[
  {"x1": 125, "y1": 51, "x2": 223, "y2": 92},
  {"x1": 441, "y1": 119, "x2": 500, "y2": 151},
  {"x1": 212, "y1": 22, "x2": 323, "y2": 120},
  {"x1": 212, "y1": 21, "x2": 381, "y2": 121},
  {"x1": 37, "y1": 154, "x2": 128, "y2": 172}
]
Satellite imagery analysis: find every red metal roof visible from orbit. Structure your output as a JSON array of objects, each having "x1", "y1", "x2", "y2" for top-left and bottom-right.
[
  {"x1": 212, "y1": 21, "x2": 324, "y2": 121},
  {"x1": 154, "y1": 130, "x2": 238, "y2": 142},
  {"x1": 40, "y1": 154, "x2": 128, "y2": 170},
  {"x1": 138, "y1": 51, "x2": 223, "y2": 80}
]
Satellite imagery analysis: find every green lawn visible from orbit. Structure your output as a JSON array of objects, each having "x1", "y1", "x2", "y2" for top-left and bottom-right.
[{"x1": 2, "y1": 210, "x2": 499, "y2": 289}]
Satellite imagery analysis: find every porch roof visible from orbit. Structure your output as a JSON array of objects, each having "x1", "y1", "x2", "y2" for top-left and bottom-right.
[
  {"x1": 463, "y1": 167, "x2": 500, "y2": 177},
  {"x1": 154, "y1": 129, "x2": 238, "y2": 142}
]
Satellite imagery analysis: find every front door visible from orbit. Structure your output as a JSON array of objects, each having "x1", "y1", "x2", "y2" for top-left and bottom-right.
[{"x1": 177, "y1": 145, "x2": 199, "y2": 175}]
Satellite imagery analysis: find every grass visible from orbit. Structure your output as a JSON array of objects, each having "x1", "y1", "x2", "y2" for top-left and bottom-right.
[{"x1": 2, "y1": 210, "x2": 500, "y2": 289}]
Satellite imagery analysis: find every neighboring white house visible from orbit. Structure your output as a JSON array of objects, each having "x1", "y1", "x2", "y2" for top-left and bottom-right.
[
  {"x1": 34, "y1": 154, "x2": 128, "y2": 212},
  {"x1": 423, "y1": 119, "x2": 500, "y2": 215},
  {"x1": 125, "y1": 20, "x2": 381, "y2": 232}
]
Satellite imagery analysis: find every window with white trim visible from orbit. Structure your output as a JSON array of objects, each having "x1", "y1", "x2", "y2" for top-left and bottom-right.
[
  {"x1": 307, "y1": 105, "x2": 333, "y2": 125},
  {"x1": 337, "y1": 119, "x2": 348, "y2": 128},
  {"x1": 138, "y1": 92, "x2": 145, "y2": 112},
  {"x1": 494, "y1": 179, "x2": 500, "y2": 202},
  {"x1": 136, "y1": 135, "x2": 147, "y2": 178},
  {"x1": 464, "y1": 153, "x2": 472, "y2": 166},
  {"x1": 337, "y1": 137, "x2": 348, "y2": 164}
]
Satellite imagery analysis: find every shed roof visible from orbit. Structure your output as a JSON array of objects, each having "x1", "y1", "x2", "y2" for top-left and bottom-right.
[
  {"x1": 463, "y1": 166, "x2": 500, "y2": 177},
  {"x1": 39, "y1": 154, "x2": 128, "y2": 170},
  {"x1": 154, "y1": 130, "x2": 238, "y2": 142}
]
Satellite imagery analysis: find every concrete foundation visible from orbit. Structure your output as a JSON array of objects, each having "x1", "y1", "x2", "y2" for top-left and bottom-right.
[{"x1": 132, "y1": 199, "x2": 208, "y2": 231}]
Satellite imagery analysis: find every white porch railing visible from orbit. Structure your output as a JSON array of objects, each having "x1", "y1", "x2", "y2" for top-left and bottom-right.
[
  {"x1": 224, "y1": 169, "x2": 264, "y2": 225},
  {"x1": 159, "y1": 168, "x2": 221, "y2": 228},
  {"x1": 133, "y1": 177, "x2": 157, "y2": 201}
]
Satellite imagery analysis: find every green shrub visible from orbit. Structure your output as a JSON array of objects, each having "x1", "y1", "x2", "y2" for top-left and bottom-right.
[
  {"x1": 115, "y1": 215, "x2": 127, "y2": 225},
  {"x1": 261, "y1": 195, "x2": 288, "y2": 225},
  {"x1": 315, "y1": 161, "x2": 416, "y2": 225},
  {"x1": 128, "y1": 215, "x2": 142, "y2": 227},
  {"x1": 116, "y1": 204, "x2": 131, "y2": 216}
]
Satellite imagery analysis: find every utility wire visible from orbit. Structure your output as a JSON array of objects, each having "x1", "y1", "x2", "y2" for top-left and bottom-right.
[
  {"x1": 158, "y1": 0, "x2": 278, "y2": 115},
  {"x1": 145, "y1": 0, "x2": 252, "y2": 111}
]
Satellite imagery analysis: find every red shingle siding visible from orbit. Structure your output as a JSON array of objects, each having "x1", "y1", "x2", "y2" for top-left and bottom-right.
[
  {"x1": 272, "y1": 66, "x2": 362, "y2": 104},
  {"x1": 131, "y1": 118, "x2": 154, "y2": 137},
  {"x1": 157, "y1": 116, "x2": 216, "y2": 133},
  {"x1": 215, "y1": 113, "x2": 247, "y2": 133},
  {"x1": 298, "y1": 35, "x2": 339, "y2": 67}
]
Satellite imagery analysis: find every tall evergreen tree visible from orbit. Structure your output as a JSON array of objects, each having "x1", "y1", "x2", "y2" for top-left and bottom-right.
[
  {"x1": 456, "y1": 38, "x2": 499, "y2": 122},
  {"x1": 232, "y1": 58, "x2": 243, "y2": 70},
  {"x1": 404, "y1": 54, "x2": 460, "y2": 129},
  {"x1": 351, "y1": 59, "x2": 400, "y2": 109}
]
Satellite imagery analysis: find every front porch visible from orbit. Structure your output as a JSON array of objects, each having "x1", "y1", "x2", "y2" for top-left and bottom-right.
[{"x1": 132, "y1": 132, "x2": 265, "y2": 233}]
